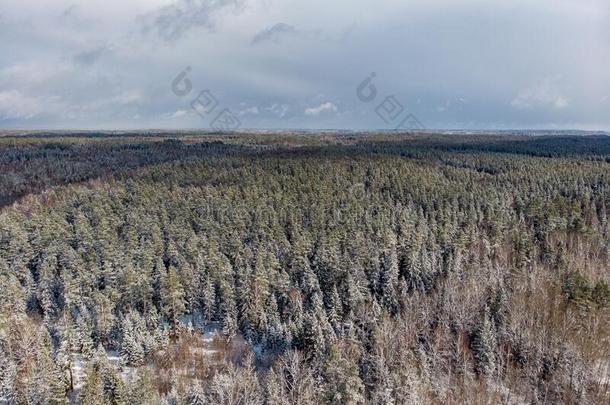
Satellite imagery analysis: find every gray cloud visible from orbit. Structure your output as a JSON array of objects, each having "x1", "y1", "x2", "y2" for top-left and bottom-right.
[
  {"x1": 60, "y1": 5, "x2": 79, "y2": 19},
  {"x1": 251, "y1": 23, "x2": 321, "y2": 45},
  {"x1": 251, "y1": 23, "x2": 297, "y2": 45},
  {"x1": 73, "y1": 46, "x2": 109, "y2": 66},
  {"x1": 0, "y1": 0, "x2": 608, "y2": 130},
  {"x1": 58, "y1": 4, "x2": 99, "y2": 30},
  {"x1": 139, "y1": 0, "x2": 245, "y2": 41}
]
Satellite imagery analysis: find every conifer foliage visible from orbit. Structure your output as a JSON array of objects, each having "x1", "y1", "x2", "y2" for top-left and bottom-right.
[{"x1": 0, "y1": 133, "x2": 609, "y2": 403}]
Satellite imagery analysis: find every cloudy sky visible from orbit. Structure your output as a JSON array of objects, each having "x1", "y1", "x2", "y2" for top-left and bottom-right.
[{"x1": 0, "y1": 0, "x2": 608, "y2": 130}]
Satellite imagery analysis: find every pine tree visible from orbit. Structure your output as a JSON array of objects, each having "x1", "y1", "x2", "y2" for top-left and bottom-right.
[
  {"x1": 343, "y1": 273, "x2": 364, "y2": 320},
  {"x1": 323, "y1": 346, "x2": 365, "y2": 405},
  {"x1": 56, "y1": 332, "x2": 75, "y2": 392},
  {"x1": 300, "y1": 312, "x2": 326, "y2": 360},
  {"x1": 48, "y1": 362, "x2": 69, "y2": 405},
  {"x1": 0, "y1": 272, "x2": 26, "y2": 333},
  {"x1": 219, "y1": 280, "x2": 238, "y2": 339},
  {"x1": 121, "y1": 314, "x2": 145, "y2": 366},
  {"x1": 95, "y1": 345, "x2": 128, "y2": 405},
  {"x1": 201, "y1": 275, "x2": 216, "y2": 323},
  {"x1": 0, "y1": 354, "x2": 18, "y2": 404},
  {"x1": 38, "y1": 253, "x2": 59, "y2": 321},
  {"x1": 249, "y1": 250, "x2": 271, "y2": 336},
  {"x1": 368, "y1": 353, "x2": 394, "y2": 405},
  {"x1": 379, "y1": 232, "x2": 399, "y2": 314},
  {"x1": 78, "y1": 317, "x2": 96, "y2": 359},
  {"x1": 127, "y1": 368, "x2": 159, "y2": 404},
  {"x1": 161, "y1": 265, "x2": 186, "y2": 334},
  {"x1": 327, "y1": 285, "x2": 342, "y2": 333},
  {"x1": 264, "y1": 368, "x2": 289, "y2": 405},
  {"x1": 79, "y1": 364, "x2": 106, "y2": 405},
  {"x1": 236, "y1": 261, "x2": 255, "y2": 339},
  {"x1": 472, "y1": 306, "x2": 497, "y2": 376},
  {"x1": 265, "y1": 295, "x2": 288, "y2": 354},
  {"x1": 186, "y1": 383, "x2": 207, "y2": 405},
  {"x1": 94, "y1": 291, "x2": 115, "y2": 346}
]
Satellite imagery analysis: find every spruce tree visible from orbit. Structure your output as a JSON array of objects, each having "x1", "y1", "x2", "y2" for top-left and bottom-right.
[
  {"x1": 121, "y1": 314, "x2": 145, "y2": 366},
  {"x1": 379, "y1": 232, "x2": 399, "y2": 314},
  {"x1": 323, "y1": 346, "x2": 365, "y2": 405},
  {"x1": 472, "y1": 306, "x2": 497, "y2": 376},
  {"x1": 79, "y1": 364, "x2": 106, "y2": 405},
  {"x1": 161, "y1": 265, "x2": 186, "y2": 334},
  {"x1": 186, "y1": 383, "x2": 207, "y2": 405},
  {"x1": 78, "y1": 318, "x2": 96, "y2": 359}
]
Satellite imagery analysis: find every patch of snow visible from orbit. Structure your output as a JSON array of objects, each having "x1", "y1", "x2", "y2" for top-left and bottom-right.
[
  {"x1": 71, "y1": 354, "x2": 87, "y2": 390},
  {"x1": 252, "y1": 344, "x2": 263, "y2": 357},
  {"x1": 179, "y1": 314, "x2": 194, "y2": 330},
  {"x1": 106, "y1": 349, "x2": 121, "y2": 365},
  {"x1": 67, "y1": 326, "x2": 227, "y2": 394},
  {"x1": 202, "y1": 323, "x2": 221, "y2": 343}
]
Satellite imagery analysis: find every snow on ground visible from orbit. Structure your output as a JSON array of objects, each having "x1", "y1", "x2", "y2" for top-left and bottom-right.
[
  {"x1": 70, "y1": 354, "x2": 87, "y2": 390},
  {"x1": 69, "y1": 322, "x2": 224, "y2": 392},
  {"x1": 105, "y1": 350, "x2": 138, "y2": 382},
  {"x1": 202, "y1": 322, "x2": 221, "y2": 343}
]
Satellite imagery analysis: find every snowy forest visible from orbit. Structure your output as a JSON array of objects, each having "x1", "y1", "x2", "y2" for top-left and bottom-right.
[{"x1": 0, "y1": 132, "x2": 609, "y2": 404}]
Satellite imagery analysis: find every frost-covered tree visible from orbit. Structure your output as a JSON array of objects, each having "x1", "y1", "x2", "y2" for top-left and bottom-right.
[
  {"x1": 379, "y1": 232, "x2": 400, "y2": 314},
  {"x1": 186, "y1": 383, "x2": 207, "y2": 405},
  {"x1": 121, "y1": 313, "x2": 146, "y2": 366},
  {"x1": 471, "y1": 306, "x2": 497, "y2": 376},
  {"x1": 79, "y1": 364, "x2": 105, "y2": 405},
  {"x1": 206, "y1": 354, "x2": 264, "y2": 405},
  {"x1": 161, "y1": 266, "x2": 186, "y2": 333},
  {"x1": 323, "y1": 346, "x2": 365, "y2": 405}
]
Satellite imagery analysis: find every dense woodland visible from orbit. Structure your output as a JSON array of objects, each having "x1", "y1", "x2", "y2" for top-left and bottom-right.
[{"x1": 0, "y1": 133, "x2": 609, "y2": 404}]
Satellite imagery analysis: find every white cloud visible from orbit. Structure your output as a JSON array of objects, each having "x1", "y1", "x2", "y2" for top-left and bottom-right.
[
  {"x1": 0, "y1": 62, "x2": 75, "y2": 89},
  {"x1": 267, "y1": 103, "x2": 289, "y2": 118},
  {"x1": 165, "y1": 109, "x2": 190, "y2": 119},
  {"x1": 112, "y1": 90, "x2": 143, "y2": 106},
  {"x1": 239, "y1": 106, "x2": 259, "y2": 115},
  {"x1": 437, "y1": 100, "x2": 451, "y2": 113},
  {"x1": 0, "y1": 90, "x2": 65, "y2": 120},
  {"x1": 304, "y1": 101, "x2": 338, "y2": 116},
  {"x1": 553, "y1": 96, "x2": 569, "y2": 109},
  {"x1": 511, "y1": 77, "x2": 569, "y2": 110}
]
